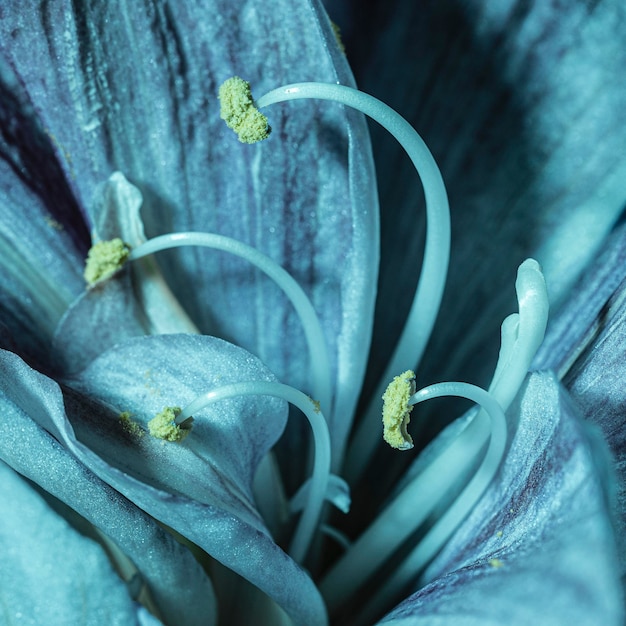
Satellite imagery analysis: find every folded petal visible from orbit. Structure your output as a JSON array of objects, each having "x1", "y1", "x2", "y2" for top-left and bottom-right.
[
  {"x1": 52, "y1": 273, "x2": 149, "y2": 375},
  {"x1": 379, "y1": 372, "x2": 623, "y2": 625},
  {"x1": 66, "y1": 334, "x2": 288, "y2": 525},
  {"x1": 0, "y1": 348, "x2": 217, "y2": 626},
  {"x1": 0, "y1": 459, "x2": 149, "y2": 625},
  {"x1": 0, "y1": 335, "x2": 327, "y2": 625}
]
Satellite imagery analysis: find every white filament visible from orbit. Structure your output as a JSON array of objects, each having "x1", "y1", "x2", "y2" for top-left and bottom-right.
[
  {"x1": 130, "y1": 232, "x2": 332, "y2": 420},
  {"x1": 257, "y1": 83, "x2": 451, "y2": 484},
  {"x1": 179, "y1": 381, "x2": 330, "y2": 564}
]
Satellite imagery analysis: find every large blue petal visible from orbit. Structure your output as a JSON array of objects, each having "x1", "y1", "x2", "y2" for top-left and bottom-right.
[
  {"x1": 0, "y1": 2, "x2": 379, "y2": 466},
  {"x1": 0, "y1": 349, "x2": 217, "y2": 626},
  {"x1": 0, "y1": 459, "x2": 150, "y2": 625},
  {"x1": 552, "y1": 275, "x2": 626, "y2": 582},
  {"x1": 533, "y1": 216, "x2": 626, "y2": 588},
  {"x1": 379, "y1": 372, "x2": 622, "y2": 625},
  {"x1": 0, "y1": 334, "x2": 327, "y2": 625}
]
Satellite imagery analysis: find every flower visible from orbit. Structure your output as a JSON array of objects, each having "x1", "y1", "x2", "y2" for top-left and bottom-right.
[{"x1": 0, "y1": 1, "x2": 624, "y2": 625}]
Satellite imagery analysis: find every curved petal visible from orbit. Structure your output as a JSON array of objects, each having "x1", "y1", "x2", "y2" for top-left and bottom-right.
[
  {"x1": 0, "y1": 348, "x2": 217, "y2": 626},
  {"x1": 0, "y1": 335, "x2": 327, "y2": 625},
  {"x1": 0, "y1": 1, "x2": 378, "y2": 467},
  {"x1": 532, "y1": 216, "x2": 626, "y2": 591},
  {"x1": 379, "y1": 372, "x2": 622, "y2": 625},
  {"x1": 0, "y1": 460, "x2": 148, "y2": 625},
  {"x1": 66, "y1": 334, "x2": 289, "y2": 525}
]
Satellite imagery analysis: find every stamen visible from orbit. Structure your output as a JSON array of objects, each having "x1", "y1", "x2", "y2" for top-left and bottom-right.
[
  {"x1": 320, "y1": 524, "x2": 351, "y2": 552},
  {"x1": 352, "y1": 383, "x2": 507, "y2": 622},
  {"x1": 177, "y1": 381, "x2": 331, "y2": 564},
  {"x1": 320, "y1": 383, "x2": 506, "y2": 616},
  {"x1": 83, "y1": 238, "x2": 130, "y2": 285},
  {"x1": 129, "y1": 232, "x2": 332, "y2": 421},
  {"x1": 320, "y1": 260, "x2": 546, "y2": 616},
  {"x1": 218, "y1": 76, "x2": 271, "y2": 144},
  {"x1": 381, "y1": 370, "x2": 416, "y2": 450},
  {"x1": 290, "y1": 473, "x2": 351, "y2": 515},
  {"x1": 240, "y1": 80, "x2": 450, "y2": 482}
]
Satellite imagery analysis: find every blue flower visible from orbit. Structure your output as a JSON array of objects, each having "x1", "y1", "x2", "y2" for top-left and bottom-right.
[{"x1": 0, "y1": 1, "x2": 623, "y2": 624}]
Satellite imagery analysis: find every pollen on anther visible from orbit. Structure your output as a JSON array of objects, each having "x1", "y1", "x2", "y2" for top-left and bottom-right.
[
  {"x1": 148, "y1": 406, "x2": 192, "y2": 443},
  {"x1": 218, "y1": 76, "x2": 271, "y2": 144},
  {"x1": 84, "y1": 238, "x2": 130, "y2": 285},
  {"x1": 381, "y1": 370, "x2": 416, "y2": 450}
]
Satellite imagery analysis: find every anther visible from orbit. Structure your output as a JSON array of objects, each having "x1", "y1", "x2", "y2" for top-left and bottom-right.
[
  {"x1": 381, "y1": 370, "x2": 416, "y2": 450},
  {"x1": 218, "y1": 76, "x2": 271, "y2": 144},
  {"x1": 148, "y1": 406, "x2": 193, "y2": 443},
  {"x1": 83, "y1": 238, "x2": 131, "y2": 285}
]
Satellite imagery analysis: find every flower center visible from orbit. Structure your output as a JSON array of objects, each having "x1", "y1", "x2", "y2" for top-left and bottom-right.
[{"x1": 82, "y1": 77, "x2": 550, "y2": 624}]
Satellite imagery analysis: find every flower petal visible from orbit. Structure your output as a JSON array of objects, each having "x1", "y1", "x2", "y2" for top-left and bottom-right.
[
  {"x1": 0, "y1": 348, "x2": 217, "y2": 626},
  {"x1": 379, "y1": 372, "x2": 623, "y2": 625},
  {"x1": 65, "y1": 334, "x2": 288, "y2": 527},
  {"x1": 0, "y1": 459, "x2": 149, "y2": 625},
  {"x1": 52, "y1": 273, "x2": 148, "y2": 375},
  {"x1": 0, "y1": 335, "x2": 327, "y2": 625},
  {"x1": 534, "y1": 218, "x2": 626, "y2": 376},
  {"x1": 553, "y1": 270, "x2": 626, "y2": 583}
]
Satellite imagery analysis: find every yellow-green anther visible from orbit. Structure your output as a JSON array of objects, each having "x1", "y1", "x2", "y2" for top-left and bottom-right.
[
  {"x1": 148, "y1": 406, "x2": 191, "y2": 443},
  {"x1": 218, "y1": 76, "x2": 271, "y2": 144},
  {"x1": 381, "y1": 370, "x2": 416, "y2": 450},
  {"x1": 84, "y1": 238, "x2": 131, "y2": 285}
]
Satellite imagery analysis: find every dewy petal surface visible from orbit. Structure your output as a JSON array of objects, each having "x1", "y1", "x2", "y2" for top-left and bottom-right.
[
  {"x1": 379, "y1": 372, "x2": 623, "y2": 625},
  {"x1": 0, "y1": 335, "x2": 326, "y2": 625},
  {"x1": 0, "y1": 1, "x2": 379, "y2": 463},
  {"x1": 0, "y1": 460, "x2": 147, "y2": 625},
  {"x1": 0, "y1": 357, "x2": 216, "y2": 626}
]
